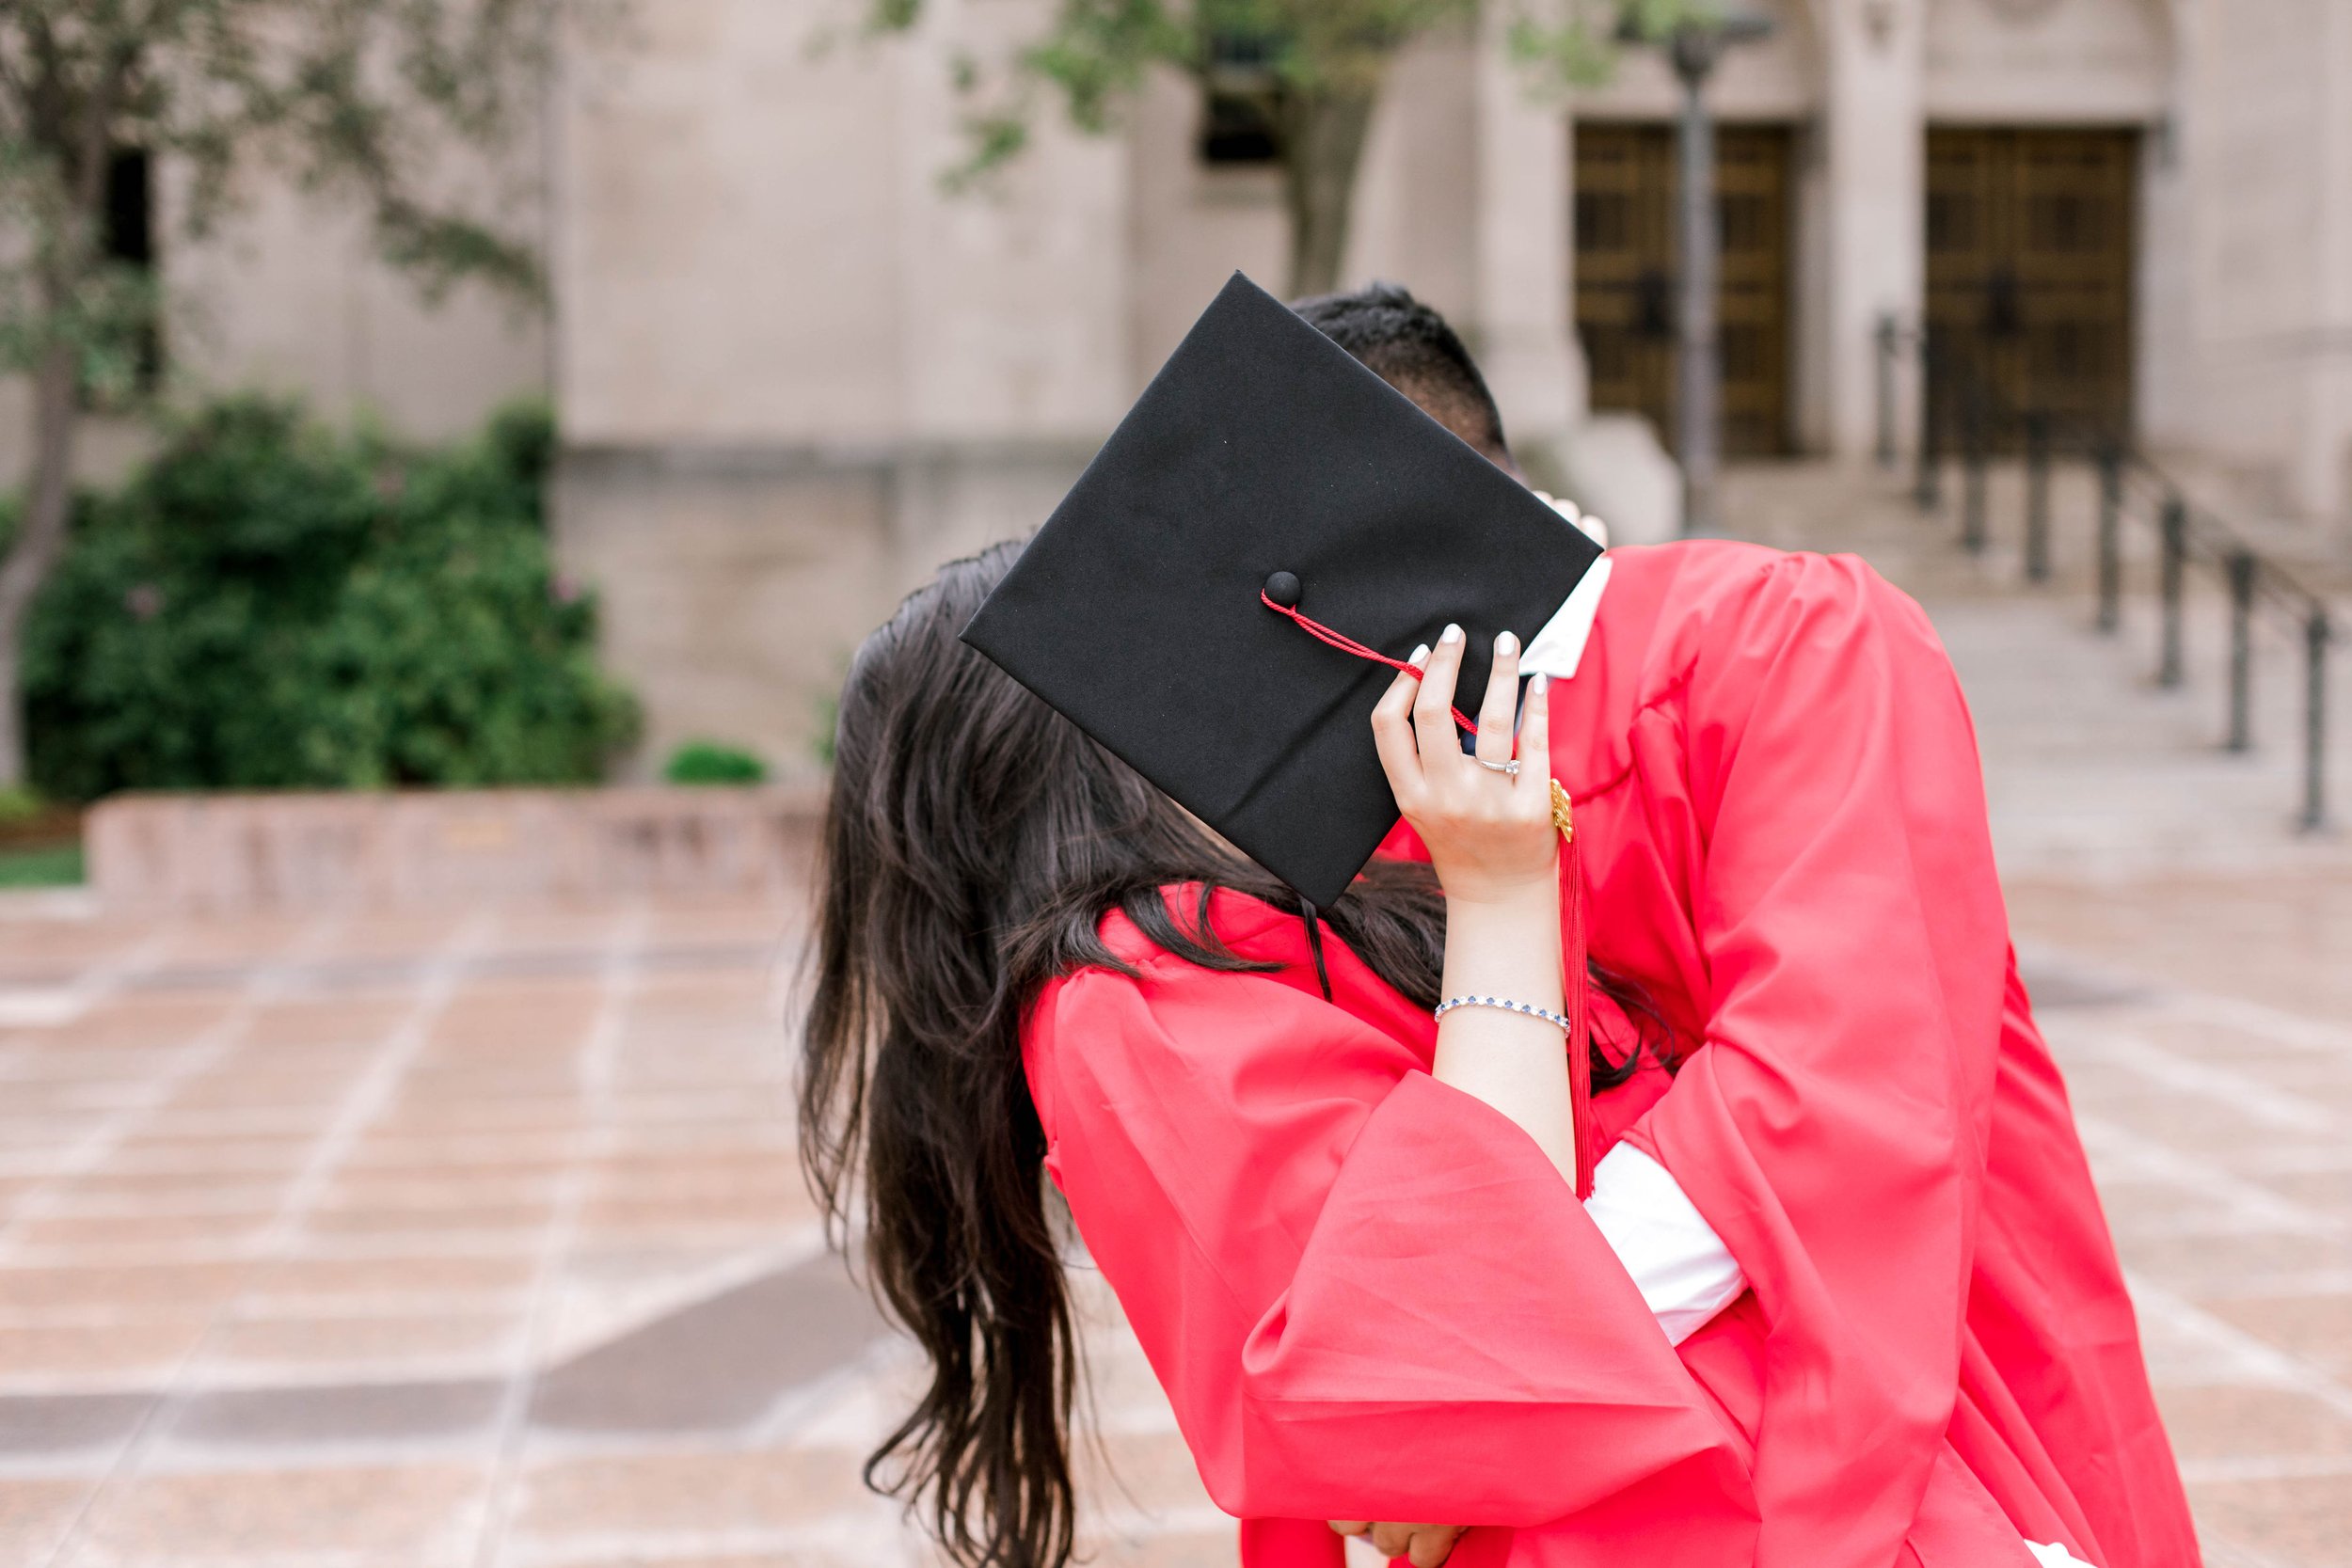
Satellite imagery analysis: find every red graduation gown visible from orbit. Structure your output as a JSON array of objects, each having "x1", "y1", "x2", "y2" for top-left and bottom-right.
[{"x1": 1021, "y1": 541, "x2": 2199, "y2": 1568}]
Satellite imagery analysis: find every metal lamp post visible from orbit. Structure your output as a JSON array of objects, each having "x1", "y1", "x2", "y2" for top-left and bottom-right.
[{"x1": 1626, "y1": 8, "x2": 1773, "y2": 535}]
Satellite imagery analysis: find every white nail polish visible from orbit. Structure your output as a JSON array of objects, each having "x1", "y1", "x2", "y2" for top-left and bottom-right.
[
  {"x1": 1439, "y1": 624, "x2": 1463, "y2": 644},
  {"x1": 1408, "y1": 643, "x2": 1430, "y2": 667},
  {"x1": 1495, "y1": 629, "x2": 1518, "y2": 656},
  {"x1": 1529, "y1": 672, "x2": 1549, "y2": 694}
]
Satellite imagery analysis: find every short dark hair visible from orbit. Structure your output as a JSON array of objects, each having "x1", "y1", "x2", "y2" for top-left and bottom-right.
[{"x1": 1291, "y1": 281, "x2": 1509, "y2": 459}]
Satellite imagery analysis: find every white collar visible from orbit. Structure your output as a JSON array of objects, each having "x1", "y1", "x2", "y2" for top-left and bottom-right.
[{"x1": 1519, "y1": 493, "x2": 1612, "y2": 681}]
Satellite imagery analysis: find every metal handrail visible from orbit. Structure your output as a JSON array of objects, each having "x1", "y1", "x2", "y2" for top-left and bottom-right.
[{"x1": 1873, "y1": 314, "x2": 2334, "y2": 832}]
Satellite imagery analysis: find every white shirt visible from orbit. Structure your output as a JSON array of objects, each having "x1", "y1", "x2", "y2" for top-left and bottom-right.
[{"x1": 1509, "y1": 506, "x2": 2092, "y2": 1568}]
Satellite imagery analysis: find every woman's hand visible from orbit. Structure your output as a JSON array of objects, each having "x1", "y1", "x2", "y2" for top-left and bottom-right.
[
  {"x1": 1328, "y1": 1519, "x2": 1466, "y2": 1566},
  {"x1": 1373, "y1": 619, "x2": 1575, "y2": 1182},
  {"x1": 1370, "y1": 623, "x2": 1555, "y2": 907}
]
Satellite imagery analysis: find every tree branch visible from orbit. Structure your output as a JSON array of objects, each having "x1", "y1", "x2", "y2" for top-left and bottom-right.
[
  {"x1": 0, "y1": 17, "x2": 30, "y2": 121},
  {"x1": 71, "y1": 38, "x2": 130, "y2": 223}
]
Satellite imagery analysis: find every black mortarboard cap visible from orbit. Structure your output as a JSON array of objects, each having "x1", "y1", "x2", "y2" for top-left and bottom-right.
[{"x1": 961, "y1": 271, "x2": 1601, "y2": 908}]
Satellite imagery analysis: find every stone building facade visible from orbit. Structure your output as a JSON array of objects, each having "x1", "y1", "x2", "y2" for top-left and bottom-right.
[{"x1": 13, "y1": 0, "x2": 2351, "y2": 779}]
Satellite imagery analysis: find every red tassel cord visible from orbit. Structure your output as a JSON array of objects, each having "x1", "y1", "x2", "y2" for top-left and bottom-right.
[
  {"x1": 1556, "y1": 790, "x2": 1597, "y2": 1200},
  {"x1": 1261, "y1": 591, "x2": 1482, "y2": 736}
]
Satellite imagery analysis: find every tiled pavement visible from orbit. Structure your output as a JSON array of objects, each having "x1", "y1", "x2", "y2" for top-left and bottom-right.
[
  {"x1": 2007, "y1": 877, "x2": 2352, "y2": 1568},
  {"x1": 0, "y1": 898, "x2": 900, "y2": 1568},
  {"x1": 0, "y1": 878, "x2": 2346, "y2": 1568}
]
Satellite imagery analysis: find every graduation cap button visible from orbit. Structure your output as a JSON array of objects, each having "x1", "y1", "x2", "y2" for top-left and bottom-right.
[{"x1": 1263, "y1": 571, "x2": 1302, "y2": 609}]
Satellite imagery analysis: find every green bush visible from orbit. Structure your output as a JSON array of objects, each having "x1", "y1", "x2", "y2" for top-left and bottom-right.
[
  {"x1": 22, "y1": 395, "x2": 638, "y2": 799},
  {"x1": 663, "y1": 740, "x2": 769, "y2": 785},
  {"x1": 0, "y1": 785, "x2": 42, "y2": 827}
]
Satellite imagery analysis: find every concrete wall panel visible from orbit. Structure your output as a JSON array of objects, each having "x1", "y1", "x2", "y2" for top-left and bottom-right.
[
  {"x1": 1925, "y1": 0, "x2": 2170, "y2": 122},
  {"x1": 2167, "y1": 0, "x2": 2352, "y2": 520},
  {"x1": 893, "y1": 2, "x2": 1132, "y2": 440},
  {"x1": 557, "y1": 0, "x2": 904, "y2": 444},
  {"x1": 1350, "y1": 30, "x2": 1481, "y2": 326},
  {"x1": 114, "y1": 123, "x2": 543, "y2": 445},
  {"x1": 1127, "y1": 71, "x2": 1294, "y2": 383},
  {"x1": 1821, "y1": 0, "x2": 1925, "y2": 458},
  {"x1": 554, "y1": 450, "x2": 898, "y2": 780}
]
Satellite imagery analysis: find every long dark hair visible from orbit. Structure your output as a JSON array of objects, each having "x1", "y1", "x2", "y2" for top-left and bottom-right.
[{"x1": 799, "y1": 539, "x2": 1658, "y2": 1568}]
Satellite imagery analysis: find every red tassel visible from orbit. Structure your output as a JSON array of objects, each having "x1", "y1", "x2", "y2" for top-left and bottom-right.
[{"x1": 1558, "y1": 793, "x2": 1597, "y2": 1199}]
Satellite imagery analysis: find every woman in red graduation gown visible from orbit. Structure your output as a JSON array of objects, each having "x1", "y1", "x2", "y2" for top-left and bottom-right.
[{"x1": 799, "y1": 539, "x2": 2199, "y2": 1568}]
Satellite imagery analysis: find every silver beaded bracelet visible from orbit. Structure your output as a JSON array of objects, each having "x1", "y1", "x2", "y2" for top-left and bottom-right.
[{"x1": 1434, "y1": 994, "x2": 1573, "y2": 1032}]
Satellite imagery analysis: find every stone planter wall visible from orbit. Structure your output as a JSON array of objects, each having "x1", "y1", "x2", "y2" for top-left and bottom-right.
[{"x1": 85, "y1": 786, "x2": 825, "y2": 914}]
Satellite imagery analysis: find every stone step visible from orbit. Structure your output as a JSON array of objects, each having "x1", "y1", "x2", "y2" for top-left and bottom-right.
[
  {"x1": 1716, "y1": 463, "x2": 2352, "y2": 879},
  {"x1": 83, "y1": 786, "x2": 826, "y2": 914}
]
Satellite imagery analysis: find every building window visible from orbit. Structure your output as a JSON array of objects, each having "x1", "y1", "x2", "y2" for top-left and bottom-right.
[
  {"x1": 96, "y1": 147, "x2": 163, "y2": 400},
  {"x1": 1199, "y1": 33, "x2": 1281, "y2": 165},
  {"x1": 105, "y1": 149, "x2": 154, "y2": 269}
]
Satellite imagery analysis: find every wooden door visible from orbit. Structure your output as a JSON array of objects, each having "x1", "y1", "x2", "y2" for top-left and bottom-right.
[
  {"x1": 1925, "y1": 127, "x2": 2137, "y2": 445},
  {"x1": 1574, "y1": 124, "x2": 1677, "y2": 451},
  {"x1": 1574, "y1": 122, "x2": 1793, "y2": 458}
]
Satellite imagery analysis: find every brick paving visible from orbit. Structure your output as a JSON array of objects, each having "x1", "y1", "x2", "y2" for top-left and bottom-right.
[
  {"x1": 1, "y1": 872, "x2": 2345, "y2": 1568},
  {"x1": 0, "y1": 898, "x2": 890, "y2": 1568},
  {"x1": 2005, "y1": 879, "x2": 2352, "y2": 1568}
]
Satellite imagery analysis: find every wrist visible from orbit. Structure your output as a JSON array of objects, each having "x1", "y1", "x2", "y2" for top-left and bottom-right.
[
  {"x1": 1441, "y1": 872, "x2": 1559, "y2": 914},
  {"x1": 1439, "y1": 881, "x2": 1565, "y2": 1008}
]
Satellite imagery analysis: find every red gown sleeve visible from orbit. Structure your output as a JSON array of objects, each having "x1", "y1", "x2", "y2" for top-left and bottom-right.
[
  {"x1": 1618, "y1": 552, "x2": 2013, "y2": 1568},
  {"x1": 1029, "y1": 953, "x2": 1758, "y2": 1552}
]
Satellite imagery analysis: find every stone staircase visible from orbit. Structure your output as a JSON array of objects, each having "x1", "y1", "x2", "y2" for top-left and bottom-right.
[{"x1": 1716, "y1": 461, "x2": 2352, "y2": 880}]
